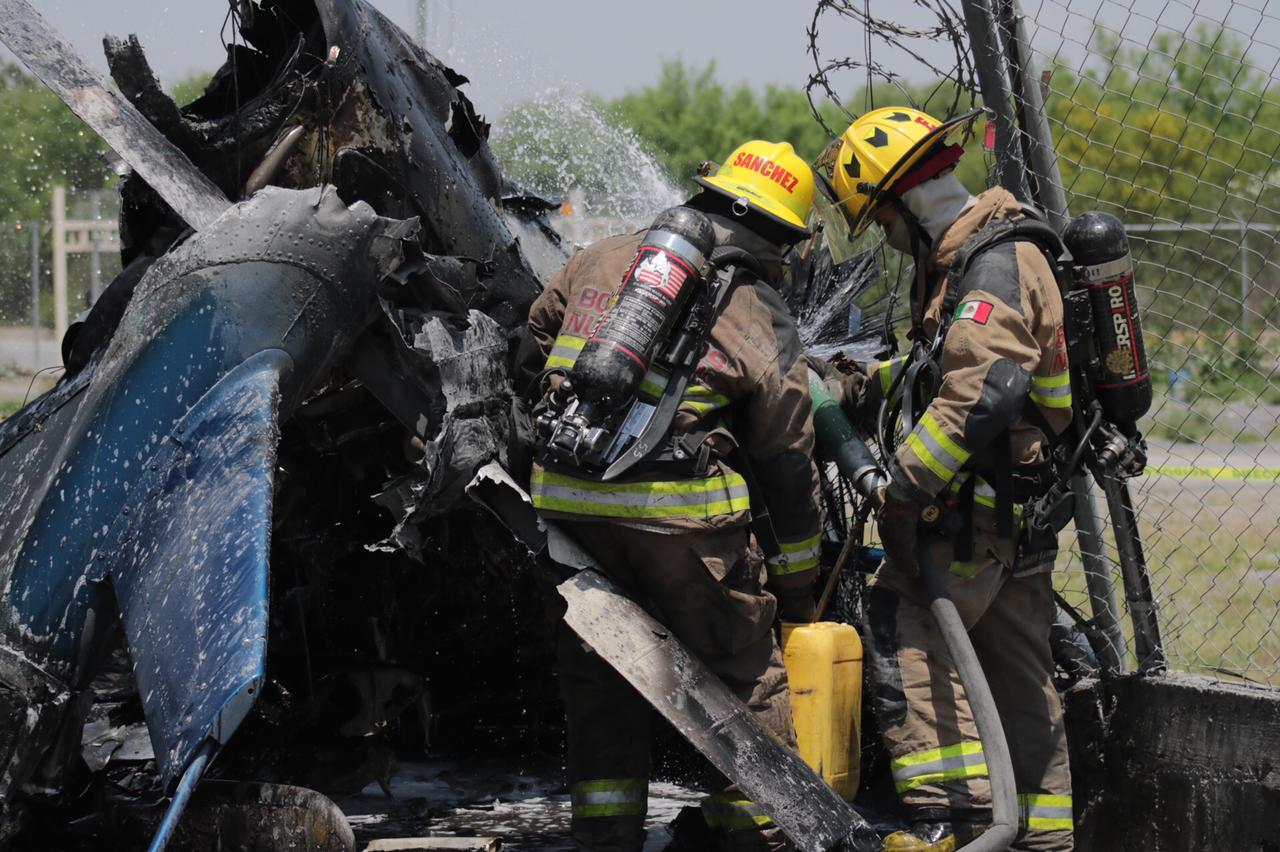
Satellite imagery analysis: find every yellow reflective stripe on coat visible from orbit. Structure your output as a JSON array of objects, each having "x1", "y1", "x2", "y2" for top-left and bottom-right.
[
  {"x1": 530, "y1": 468, "x2": 751, "y2": 520},
  {"x1": 767, "y1": 532, "x2": 822, "y2": 576},
  {"x1": 1030, "y1": 372, "x2": 1072, "y2": 409},
  {"x1": 1017, "y1": 793, "x2": 1073, "y2": 831},
  {"x1": 876, "y1": 354, "x2": 909, "y2": 395},
  {"x1": 905, "y1": 411, "x2": 972, "y2": 483},
  {"x1": 947, "y1": 472, "x2": 1024, "y2": 516},
  {"x1": 890, "y1": 741, "x2": 987, "y2": 794},
  {"x1": 571, "y1": 777, "x2": 647, "y2": 818},
  {"x1": 682, "y1": 383, "x2": 732, "y2": 416},
  {"x1": 700, "y1": 794, "x2": 774, "y2": 830},
  {"x1": 546, "y1": 333, "x2": 587, "y2": 369}
]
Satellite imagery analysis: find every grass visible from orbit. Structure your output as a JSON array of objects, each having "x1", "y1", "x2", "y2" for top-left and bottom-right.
[{"x1": 0, "y1": 396, "x2": 21, "y2": 422}]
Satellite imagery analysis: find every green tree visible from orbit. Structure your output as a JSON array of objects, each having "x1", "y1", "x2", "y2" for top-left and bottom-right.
[
  {"x1": 0, "y1": 63, "x2": 113, "y2": 225},
  {"x1": 170, "y1": 70, "x2": 215, "y2": 106},
  {"x1": 605, "y1": 61, "x2": 848, "y2": 191},
  {"x1": 0, "y1": 64, "x2": 114, "y2": 323}
]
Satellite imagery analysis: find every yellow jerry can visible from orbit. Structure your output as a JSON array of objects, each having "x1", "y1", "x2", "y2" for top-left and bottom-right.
[{"x1": 781, "y1": 621, "x2": 862, "y2": 799}]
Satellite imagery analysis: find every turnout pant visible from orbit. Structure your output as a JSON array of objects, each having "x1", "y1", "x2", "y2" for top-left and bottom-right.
[
  {"x1": 556, "y1": 521, "x2": 797, "y2": 852},
  {"x1": 865, "y1": 520, "x2": 1073, "y2": 852}
]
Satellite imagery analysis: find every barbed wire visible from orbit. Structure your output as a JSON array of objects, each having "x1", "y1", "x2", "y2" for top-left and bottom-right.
[{"x1": 805, "y1": 0, "x2": 980, "y2": 140}]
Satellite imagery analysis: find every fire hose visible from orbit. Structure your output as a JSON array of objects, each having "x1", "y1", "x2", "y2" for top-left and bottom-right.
[{"x1": 809, "y1": 370, "x2": 1018, "y2": 852}]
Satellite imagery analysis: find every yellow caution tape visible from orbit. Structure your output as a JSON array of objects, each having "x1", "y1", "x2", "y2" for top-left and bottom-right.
[{"x1": 1145, "y1": 465, "x2": 1280, "y2": 482}]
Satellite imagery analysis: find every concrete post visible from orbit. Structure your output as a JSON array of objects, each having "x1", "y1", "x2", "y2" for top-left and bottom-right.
[
  {"x1": 30, "y1": 223, "x2": 40, "y2": 366},
  {"x1": 51, "y1": 185, "x2": 68, "y2": 346},
  {"x1": 89, "y1": 191, "x2": 102, "y2": 305}
]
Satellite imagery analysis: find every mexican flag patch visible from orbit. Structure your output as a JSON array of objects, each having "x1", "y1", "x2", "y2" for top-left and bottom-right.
[{"x1": 954, "y1": 300, "x2": 994, "y2": 324}]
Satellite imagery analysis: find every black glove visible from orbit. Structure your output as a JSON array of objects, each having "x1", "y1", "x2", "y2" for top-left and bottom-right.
[
  {"x1": 773, "y1": 584, "x2": 817, "y2": 624},
  {"x1": 876, "y1": 478, "x2": 924, "y2": 575}
]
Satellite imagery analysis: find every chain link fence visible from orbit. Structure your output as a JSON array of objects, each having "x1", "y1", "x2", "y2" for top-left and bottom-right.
[
  {"x1": 808, "y1": 0, "x2": 1280, "y2": 685},
  {"x1": 1021, "y1": 0, "x2": 1280, "y2": 685},
  {"x1": 0, "y1": 191, "x2": 119, "y2": 411}
]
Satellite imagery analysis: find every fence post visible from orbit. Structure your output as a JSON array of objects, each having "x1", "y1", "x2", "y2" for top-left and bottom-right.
[
  {"x1": 973, "y1": 0, "x2": 1132, "y2": 672},
  {"x1": 30, "y1": 222, "x2": 40, "y2": 366},
  {"x1": 960, "y1": 0, "x2": 1031, "y2": 201},
  {"x1": 51, "y1": 185, "x2": 67, "y2": 347},
  {"x1": 89, "y1": 191, "x2": 102, "y2": 305}
]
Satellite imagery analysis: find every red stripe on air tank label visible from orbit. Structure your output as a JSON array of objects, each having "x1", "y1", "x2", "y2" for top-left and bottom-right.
[{"x1": 595, "y1": 337, "x2": 647, "y2": 370}]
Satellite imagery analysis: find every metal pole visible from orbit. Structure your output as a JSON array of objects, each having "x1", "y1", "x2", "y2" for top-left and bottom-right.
[
  {"x1": 146, "y1": 739, "x2": 215, "y2": 852},
  {"x1": 1000, "y1": 0, "x2": 1067, "y2": 229},
  {"x1": 89, "y1": 191, "x2": 102, "y2": 305},
  {"x1": 1072, "y1": 473, "x2": 1127, "y2": 673},
  {"x1": 960, "y1": 0, "x2": 1031, "y2": 201},
  {"x1": 1099, "y1": 473, "x2": 1166, "y2": 673},
  {"x1": 51, "y1": 185, "x2": 67, "y2": 346},
  {"x1": 995, "y1": 0, "x2": 1130, "y2": 672},
  {"x1": 30, "y1": 223, "x2": 40, "y2": 366},
  {"x1": 1240, "y1": 220, "x2": 1250, "y2": 331}
]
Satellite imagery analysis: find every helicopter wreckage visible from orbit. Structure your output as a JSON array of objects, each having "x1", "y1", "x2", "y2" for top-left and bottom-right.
[{"x1": 0, "y1": 0, "x2": 1277, "y2": 850}]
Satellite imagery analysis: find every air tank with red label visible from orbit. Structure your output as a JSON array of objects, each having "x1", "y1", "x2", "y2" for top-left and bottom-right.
[
  {"x1": 1063, "y1": 211, "x2": 1152, "y2": 430},
  {"x1": 569, "y1": 206, "x2": 716, "y2": 412}
]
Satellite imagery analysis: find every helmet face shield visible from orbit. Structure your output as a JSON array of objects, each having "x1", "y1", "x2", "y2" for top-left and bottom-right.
[
  {"x1": 694, "y1": 140, "x2": 817, "y2": 238},
  {"x1": 831, "y1": 107, "x2": 983, "y2": 237}
]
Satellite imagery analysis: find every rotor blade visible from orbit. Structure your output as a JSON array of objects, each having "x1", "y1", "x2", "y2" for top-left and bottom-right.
[{"x1": 0, "y1": 0, "x2": 230, "y2": 230}]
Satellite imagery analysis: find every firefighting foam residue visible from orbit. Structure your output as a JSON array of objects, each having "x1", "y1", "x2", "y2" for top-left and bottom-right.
[
  {"x1": 490, "y1": 92, "x2": 683, "y2": 238},
  {"x1": 339, "y1": 760, "x2": 701, "y2": 851}
]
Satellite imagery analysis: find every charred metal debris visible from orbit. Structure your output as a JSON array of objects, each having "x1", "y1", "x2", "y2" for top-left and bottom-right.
[{"x1": 0, "y1": 0, "x2": 571, "y2": 846}]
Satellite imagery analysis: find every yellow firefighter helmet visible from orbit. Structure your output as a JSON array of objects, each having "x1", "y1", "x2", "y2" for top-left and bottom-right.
[
  {"x1": 832, "y1": 107, "x2": 982, "y2": 236},
  {"x1": 694, "y1": 140, "x2": 816, "y2": 238}
]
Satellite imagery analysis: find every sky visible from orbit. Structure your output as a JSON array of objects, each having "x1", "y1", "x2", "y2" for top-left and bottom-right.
[
  {"x1": 24, "y1": 0, "x2": 841, "y2": 118},
  {"x1": 14, "y1": 0, "x2": 1280, "y2": 121}
]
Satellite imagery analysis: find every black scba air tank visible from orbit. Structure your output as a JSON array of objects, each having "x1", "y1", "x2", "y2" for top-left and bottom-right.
[
  {"x1": 570, "y1": 206, "x2": 716, "y2": 411},
  {"x1": 1063, "y1": 211, "x2": 1151, "y2": 429}
]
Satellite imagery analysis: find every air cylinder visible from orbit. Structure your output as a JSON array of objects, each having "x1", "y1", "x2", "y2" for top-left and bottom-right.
[
  {"x1": 1063, "y1": 211, "x2": 1152, "y2": 429},
  {"x1": 569, "y1": 206, "x2": 715, "y2": 413}
]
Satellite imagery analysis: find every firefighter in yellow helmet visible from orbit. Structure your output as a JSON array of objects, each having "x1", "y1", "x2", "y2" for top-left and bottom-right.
[
  {"x1": 519, "y1": 140, "x2": 821, "y2": 851},
  {"x1": 831, "y1": 108, "x2": 1076, "y2": 851}
]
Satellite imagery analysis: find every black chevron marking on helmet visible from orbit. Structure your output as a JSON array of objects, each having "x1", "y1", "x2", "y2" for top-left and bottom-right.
[
  {"x1": 887, "y1": 111, "x2": 912, "y2": 122},
  {"x1": 844, "y1": 153, "x2": 861, "y2": 179},
  {"x1": 866, "y1": 128, "x2": 890, "y2": 148}
]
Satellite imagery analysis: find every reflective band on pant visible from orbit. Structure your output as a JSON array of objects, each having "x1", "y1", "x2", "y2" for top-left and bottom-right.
[
  {"x1": 905, "y1": 411, "x2": 972, "y2": 483},
  {"x1": 1030, "y1": 372, "x2": 1072, "y2": 409},
  {"x1": 701, "y1": 794, "x2": 774, "y2": 830},
  {"x1": 1017, "y1": 793, "x2": 1073, "y2": 831},
  {"x1": 767, "y1": 532, "x2": 822, "y2": 576},
  {"x1": 531, "y1": 468, "x2": 751, "y2": 520},
  {"x1": 890, "y1": 741, "x2": 988, "y2": 794},
  {"x1": 546, "y1": 333, "x2": 587, "y2": 369},
  {"x1": 571, "y1": 778, "x2": 648, "y2": 819}
]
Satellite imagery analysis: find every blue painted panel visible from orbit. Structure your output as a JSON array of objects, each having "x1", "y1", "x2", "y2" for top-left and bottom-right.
[{"x1": 111, "y1": 350, "x2": 286, "y2": 785}]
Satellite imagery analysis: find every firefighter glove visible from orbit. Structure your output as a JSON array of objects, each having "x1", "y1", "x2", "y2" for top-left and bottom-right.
[{"x1": 876, "y1": 478, "x2": 923, "y2": 575}]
